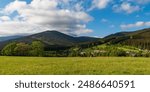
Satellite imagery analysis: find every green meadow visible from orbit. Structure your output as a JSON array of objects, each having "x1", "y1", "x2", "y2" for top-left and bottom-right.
[{"x1": 0, "y1": 56, "x2": 150, "y2": 75}]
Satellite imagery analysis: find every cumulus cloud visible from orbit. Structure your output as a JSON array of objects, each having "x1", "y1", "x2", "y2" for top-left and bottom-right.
[
  {"x1": 90, "y1": 0, "x2": 111, "y2": 10},
  {"x1": 0, "y1": 16, "x2": 11, "y2": 21},
  {"x1": 4, "y1": 0, "x2": 27, "y2": 14},
  {"x1": 0, "y1": 0, "x2": 93, "y2": 36},
  {"x1": 113, "y1": 2, "x2": 140, "y2": 14},
  {"x1": 120, "y1": 21, "x2": 150, "y2": 30}
]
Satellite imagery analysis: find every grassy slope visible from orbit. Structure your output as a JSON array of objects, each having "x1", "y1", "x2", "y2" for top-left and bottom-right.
[{"x1": 0, "y1": 57, "x2": 150, "y2": 75}]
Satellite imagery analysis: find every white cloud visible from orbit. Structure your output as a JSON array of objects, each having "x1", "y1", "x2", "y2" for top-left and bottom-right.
[
  {"x1": 30, "y1": 0, "x2": 58, "y2": 10},
  {"x1": 0, "y1": 0, "x2": 93, "y2": 36},
  {"x1": 113, "y1": 2, "x2": 140, "y2": 14},
  {"x1": 74, "y1": 3, "x2": 83, "y2": 11},
  {"x1": 121, "y1": 21, "x2": 150, "y2": 29},
  {"x1": 145, "y1": 22, "x2": 150, "y2": 26},
  {"x1": 0, "y1": 21, "x2": 40, "y2": 35},
  {"x1": 90, "y1": 0, "x2": 111, "y2": 10},
  {"x1": 0, "y1": 16, "x2": 11, "y2": 21},
  {"x1": 4, "y1": 0, "x2": 27, "y2": 14},
  {"x1": 62, "y1": 0, "x2": 69, "y2": 3}
]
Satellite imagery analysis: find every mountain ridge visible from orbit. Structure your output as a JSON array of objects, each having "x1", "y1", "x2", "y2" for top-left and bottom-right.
[
  {"x1": 0, "y1": 28, "x2": 150, "y2": 50},
  {"x1": 0, "y1": 30, "x2": 99, "y2": 50},
  {"x1": 103, "y1": 28, "x2": 150, "y2": 49},
  {"x1": 0, "y1": 35, "x2": 22, "y2": 42}
]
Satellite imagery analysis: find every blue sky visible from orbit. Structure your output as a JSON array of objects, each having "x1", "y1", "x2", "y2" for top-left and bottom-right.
[
  {"x1": 87, "y1": 0, "x2": 150, "y2": 37},
  {"x1": 0, "y1": 0, "x2": 150, "y2": 37}
]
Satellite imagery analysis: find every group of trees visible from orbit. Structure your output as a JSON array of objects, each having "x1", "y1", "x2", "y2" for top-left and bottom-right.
[
  {"x1": 67, "y1": 48, "x2": 127, "y2": 57},
  {"x1": 1, "y1": 41, "x2": 44, "y2": 56},
  {"x1": 122, "y1": 40, "x2": 150, "y2": 50},
  {"x1": 67, "y1": 45, "x2": 150, "y2": 57}
]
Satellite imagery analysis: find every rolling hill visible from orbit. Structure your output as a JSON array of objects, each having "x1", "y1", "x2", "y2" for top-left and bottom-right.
[
  {"x1": 0, "y1": 28, "x2": 150, "y2": 51},
  {"x1": 0, "y1": 31, "x2": 99, "y2": 50},
  {"x1": 104, "y1": 28, "x2": 150, "y2": 49}
]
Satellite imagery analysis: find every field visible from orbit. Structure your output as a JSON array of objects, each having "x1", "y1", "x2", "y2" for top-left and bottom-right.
[{"x1": 0, "y1": 56, "x2": 150, "y2": 75}]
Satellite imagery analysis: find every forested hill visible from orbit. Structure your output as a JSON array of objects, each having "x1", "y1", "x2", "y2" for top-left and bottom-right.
[
  {"x1": 0, "y1": 28, "x2": 150, "y2": 51},
  {"x1": 0, "y1": 28, "x2": 150, "y2": 57},
  {"x1": 103, "y1": 28, "x2": 150, "y2": 50},
  {"x1": 0, "y1": 31, "x2": 100, "y2": 50}
]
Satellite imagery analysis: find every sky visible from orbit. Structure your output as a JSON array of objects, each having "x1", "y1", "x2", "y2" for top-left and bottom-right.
[{"x1": 0, "y1": 0, "x2": 150, "y2": 37}]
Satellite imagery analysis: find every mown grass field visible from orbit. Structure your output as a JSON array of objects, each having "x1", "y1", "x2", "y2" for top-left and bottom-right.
[{"x1": 0, "y1": 56, "x2": 150, "y2": 75}]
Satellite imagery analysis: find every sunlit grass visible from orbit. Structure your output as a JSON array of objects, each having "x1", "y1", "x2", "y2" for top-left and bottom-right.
[{"x1": 0, "y1": 56, "x2": 150, "y2": 75}]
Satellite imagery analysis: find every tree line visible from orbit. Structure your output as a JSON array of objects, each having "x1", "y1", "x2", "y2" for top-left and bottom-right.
[
  {"x1": 0, "y1": 41, "x2": 150, "y2": 57},
  {"x1": 1, "y1": 41, "x2": 44, "y2": 56}
]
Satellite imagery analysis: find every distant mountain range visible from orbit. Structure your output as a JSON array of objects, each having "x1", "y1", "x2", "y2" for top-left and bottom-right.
[
  {"x1": 0, "y1": 28, "x2": 150, "y2": 50},
  {"x1": 0, "y1": 36, "x2": 22, "y2": 42}
]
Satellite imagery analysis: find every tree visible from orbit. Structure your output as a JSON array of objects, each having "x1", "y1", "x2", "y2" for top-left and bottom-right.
[
  {"x1": 1, "y1": 42, "x2": 16, "y2": 56},
  {"x1": 14, "y1": 43, "x2": 30, "y2": 56},
  {"x1": 30, "y1": 41, "x2": 44, "y2": 56}
]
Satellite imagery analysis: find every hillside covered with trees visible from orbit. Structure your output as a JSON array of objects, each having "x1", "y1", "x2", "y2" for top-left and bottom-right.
[{"x1": 0, "y1": 28, "x2": 150, "y2": 57}]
